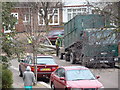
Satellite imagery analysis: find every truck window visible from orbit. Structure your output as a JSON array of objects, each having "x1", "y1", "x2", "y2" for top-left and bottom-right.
[{"x1": 88, "y1": 30, "x2": 117, "y2": 45}]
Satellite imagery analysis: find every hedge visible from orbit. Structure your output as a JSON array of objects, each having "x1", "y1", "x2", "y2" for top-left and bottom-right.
[{"x1": 2, "y1": 68, "x2": 13, "y2": 89}]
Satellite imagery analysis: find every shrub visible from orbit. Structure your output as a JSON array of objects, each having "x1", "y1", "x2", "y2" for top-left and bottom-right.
[
  {"x1": 2, "y1": 68, "x2": 13, "y2": 88},
  {"x1": 0, "y1": 64, "x2": 2, "y2": 89},
  {"x1": 1, "y1": 56, "x2": 8, "y2": 62}
]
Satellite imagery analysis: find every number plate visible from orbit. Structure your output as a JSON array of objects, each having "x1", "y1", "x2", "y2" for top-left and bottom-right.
[
  {"x1": 100, "y1": 61, "x2": 108, "y2": 63},
  {"x1": 40, "y1": 68, "x2": 51, "y2": 71}
]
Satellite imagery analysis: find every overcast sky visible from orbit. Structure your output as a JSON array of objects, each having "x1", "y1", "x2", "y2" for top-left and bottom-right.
[
  {"x1": 62, "y1": 0, "x2": 119, "y2": 6},
  {"x1": 63, "y1": 0, "x2": 87, "y2": 6}
]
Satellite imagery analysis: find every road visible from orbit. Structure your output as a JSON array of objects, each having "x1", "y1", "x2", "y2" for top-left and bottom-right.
[{"x1": 10, "y1": 55, "x2": 119, "y2": 89}]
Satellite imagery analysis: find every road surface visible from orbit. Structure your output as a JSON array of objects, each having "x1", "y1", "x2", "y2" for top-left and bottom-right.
[{"x1": 10, "y1": 55, "x2": 119, "y2": 89}]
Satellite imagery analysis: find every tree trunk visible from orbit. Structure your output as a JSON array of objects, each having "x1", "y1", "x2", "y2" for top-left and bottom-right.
[{"x1": 32, "y1": 43, "x2": 37, "y2": 82}]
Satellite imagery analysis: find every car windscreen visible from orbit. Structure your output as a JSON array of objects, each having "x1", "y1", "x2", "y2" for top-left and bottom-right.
[
  {"x1": 48, "y1": 31, "x2": 64, "y2": 36},
  {"x1": 36, "y1": 57, "x2": 57, "y2": 65},
  {"x1": 66, "y1": 69, "x2": 95, "y2": 81}
]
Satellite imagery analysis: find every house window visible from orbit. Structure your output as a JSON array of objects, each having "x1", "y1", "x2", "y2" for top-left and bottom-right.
[
  {"x1": 11, "y1": 13, "x2": 18, "y2": 24},
  {"x1": 67, "y1": 8, "x2": 87, "y2": 21},
  {"x1": 68, "y1": 13, "x2": 72, "y2": 21},
  {"x1": 38, "y1": 13, "x2": 45, "y2": 25},
  {"x1": 49, "y1": 15, "x2": 53, "y2": 24},
  {"x1": 82, "y1": 8, "x2": 86, "y2": 12},
  {"x1": 48, "y1": 8, "x2": 59, "y2": 25},
  {"x1": 23, "y1": 14, "x2": 30, "y2": 22},
  {"x1": 3, "y1": 24, "x2": 13, "y2": 33},
  {"x1": 38, "y1": 8, "x2": 59, "y2": 25},
  {"x1": 54, "y1": 15, "x2": 58, "y2": 23}
]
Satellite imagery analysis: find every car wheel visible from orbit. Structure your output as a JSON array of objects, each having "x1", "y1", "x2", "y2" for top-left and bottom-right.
[
  {"x1": 51, "y1": 83, "x2": 55, "y2": 90},
  {"x1": 70, "y1": 52, "x2": 76, "y2": 64}
]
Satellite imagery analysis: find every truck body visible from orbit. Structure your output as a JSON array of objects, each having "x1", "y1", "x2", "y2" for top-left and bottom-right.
[{"x1": 60, "y1": 14, "x2": 118, "y2": 67}]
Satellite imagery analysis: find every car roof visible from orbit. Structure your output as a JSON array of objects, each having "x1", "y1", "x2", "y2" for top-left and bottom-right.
[
  {"x1": 49, "y1": 29, "x2": 64, "y2": 31},
  {"x1": 60, "y1": 66, "x2": 88, "y2": 70},
  {"x1": 37, "y1": 55, "x2": 53, "y2": 58}
]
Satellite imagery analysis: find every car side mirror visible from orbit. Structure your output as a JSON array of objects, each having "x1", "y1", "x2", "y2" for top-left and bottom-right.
[
  {"x1": 20, "y1": 59, "x2": 24, "y2": 62},
  {"x1": 60, "y1": 77, "x2": 65, "y2": 80},
  {"x1": 96, "y1": 75, "x2": 100, "y2": 79}
]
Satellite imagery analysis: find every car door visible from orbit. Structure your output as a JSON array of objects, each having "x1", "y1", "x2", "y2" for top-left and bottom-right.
[{"x1": 53, "y1": 68, "x2": 66, "y2": 89}]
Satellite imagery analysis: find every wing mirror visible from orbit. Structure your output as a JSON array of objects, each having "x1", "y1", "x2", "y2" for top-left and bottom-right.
[
  {"x1": 96, "y1": 75, "x2": 100, "y2": 79},
  {"x1": 60, "y1": 77, "x2": 65, "y2": 80},
  {"x1": 19, "y1": 59, "x2": 25, "y2": 62}
]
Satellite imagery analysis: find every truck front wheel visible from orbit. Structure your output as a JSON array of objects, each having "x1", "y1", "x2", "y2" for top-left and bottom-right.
[
  {"x1": 65, "y1": 53, "x2": 70, "y2": 61},
  {"x1": 70, "y1": 52, "x2": 76, "y2": 64},
  {"x1": 109, "y1": 62, "x2": 115, "y2": 68},
  {"x1": 59, "y1": 52, "x2": 64, "y2": 59}
]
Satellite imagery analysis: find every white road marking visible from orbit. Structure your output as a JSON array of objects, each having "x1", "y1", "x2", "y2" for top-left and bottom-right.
[
  {"x1": 38, "y1": 82, "x2": 51, "y2": 88},
  {"x1": 10, "y1": 66, "x2": 19, "y2": 71}
]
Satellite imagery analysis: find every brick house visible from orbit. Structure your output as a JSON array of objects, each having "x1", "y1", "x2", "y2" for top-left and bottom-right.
[
  {"x1": 4, "y1": 2, "x2": 63, "y2": 33},
  {"x1": 4, "y1": 2, "x2": 94, "y2": 33}
]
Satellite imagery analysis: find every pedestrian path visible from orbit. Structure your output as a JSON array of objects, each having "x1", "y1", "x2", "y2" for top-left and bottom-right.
[{"x1": 10, "y1": 59, "x2": 51, "y2": 89}]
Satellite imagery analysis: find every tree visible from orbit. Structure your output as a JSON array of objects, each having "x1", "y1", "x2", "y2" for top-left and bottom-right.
[
  {"x1": 85, "y1": 1, "x2": 120, "y2": 68},
  {"x1": 2, "y1": 2, "x2": 25, "y2": 59},
  {"x1": 2, "y1": 2, "x2": 17, "y2": 33},
  {"x1": 16, "y1": 2, "x2": 62, "y2": 81}
]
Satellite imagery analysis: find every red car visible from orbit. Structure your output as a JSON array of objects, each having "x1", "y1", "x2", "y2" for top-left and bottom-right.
[
  {"x1": 50, "y1": 66, "x2": 104, "y2": 90},
  {"x1": 47, "y1": 30, "x2": 64, "y2": 45},
  {"x1": 19, "y1": 55, "x2": 58, "y2": 79}
]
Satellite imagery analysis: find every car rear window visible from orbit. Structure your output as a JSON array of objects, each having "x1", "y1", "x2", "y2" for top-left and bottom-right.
[
  {"x1": 48, "y1": 30, "x2": 64, "y2": 36},
  {"x1": 37, "y1": 57, "x2": 57, "y2": 65}
]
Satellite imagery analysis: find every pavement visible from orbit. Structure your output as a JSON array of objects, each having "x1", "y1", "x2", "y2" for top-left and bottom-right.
[{"x1": 9, "y1": 59, "x2": 51, "y2": 89}]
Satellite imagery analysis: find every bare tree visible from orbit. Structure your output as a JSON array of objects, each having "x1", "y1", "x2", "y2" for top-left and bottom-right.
[{"x1": 16, "y1": 2, "x2": 62, "y2": 81}]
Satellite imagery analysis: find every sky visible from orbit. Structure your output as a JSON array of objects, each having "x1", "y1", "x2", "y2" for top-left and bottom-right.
[
  {"x1": 63, "y1": 0, "x2": 87, "y2": 6},
  {"x1": 62, "y1": 0, "x2": 119, "y2": 6}
]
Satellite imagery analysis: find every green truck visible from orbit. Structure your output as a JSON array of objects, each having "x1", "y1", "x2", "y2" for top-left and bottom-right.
[{"x1": 59, "y1": 14, "x2": 118, "y2": 67}]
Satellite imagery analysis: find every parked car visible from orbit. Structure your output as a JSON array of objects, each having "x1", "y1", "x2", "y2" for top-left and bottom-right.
[
  {"x1": 46, "y1": 30, "x2": 64, "y2": 45},
  {"x1": 19, "y1": 55, "x2": 59, "y2": 79},
  {"x1": 50, "y1": 66, "x2": 104, "y2": 89}
]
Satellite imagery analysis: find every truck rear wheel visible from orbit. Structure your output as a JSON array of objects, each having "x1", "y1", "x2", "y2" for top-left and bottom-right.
[
  {"x1": 65, "y1": 53, "x2": 70, "y2": 61},
  {"x1": 109, "y1": 62, "x2": 115, "y2": 68},
  {"x1": 70, "y1": 52, "x2": 76, "y2": 64}
]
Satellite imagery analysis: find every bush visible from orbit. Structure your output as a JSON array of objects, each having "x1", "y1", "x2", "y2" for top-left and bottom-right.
[
  {"x1": 0, "y1": 64, "x2": 2, "y2": 89},
  {"x1": 1, "y1": 56, "x2": 8, "y2": 62},
  {"x1": 2, "y1": 68, "x2": 13, "y2": 88}
]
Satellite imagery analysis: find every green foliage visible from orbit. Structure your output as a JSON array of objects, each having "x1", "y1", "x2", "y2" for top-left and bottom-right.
[
  {"x1": 2, "y1": 2, "x2": 17, "y2": 31},
  {"x1": 2, "y1": 68, "x2": 13, "y2": 89},
  {"x1": 0, "y1": 56, "x2": 8, "y2": 62},
  {"x1": 1, "y1": 2, "x2": 25, "y2": 59},
  {"x1": 2, "y1": 2, "x2": 16, "y2": 57},
  {"x1": 2, "y1": 41, "x2": 13, "y2": 57},
  {"x1": 0, "y1": 64, "x2": 2, "y2": 89},
  {"x1": 0, "y1": 56, "x2": 13, "y2": 89}
]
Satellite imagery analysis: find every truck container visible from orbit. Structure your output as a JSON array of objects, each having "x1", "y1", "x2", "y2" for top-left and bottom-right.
[{"x1": 60, "y1": 14, "x2": 118, "y2": 67}]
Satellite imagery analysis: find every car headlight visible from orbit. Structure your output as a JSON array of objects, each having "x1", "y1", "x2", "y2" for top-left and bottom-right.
[{"x1": 114, "y1": 58, "x2": 118, "y2": 61}]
